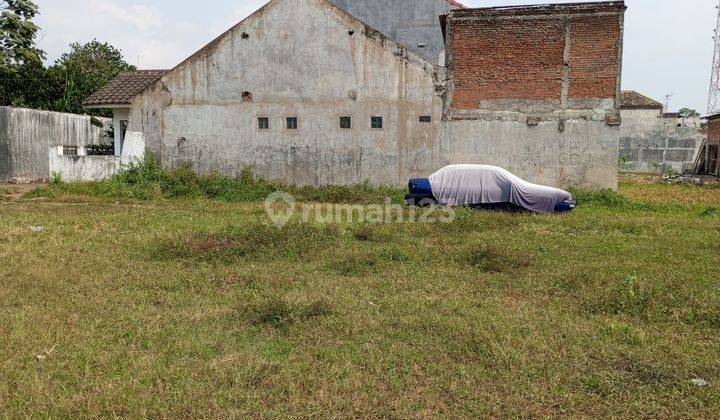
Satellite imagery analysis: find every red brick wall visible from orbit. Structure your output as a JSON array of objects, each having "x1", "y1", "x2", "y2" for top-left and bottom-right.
[
  {"x1": 449, "y1": 6, "x2": 624, "y2": 110},
  {"x1": 568, "y1": 15, "x2": 622, "y2": 99},
  {"x1": 449, "y1": 18, "x2": 565, "y2": 106}
]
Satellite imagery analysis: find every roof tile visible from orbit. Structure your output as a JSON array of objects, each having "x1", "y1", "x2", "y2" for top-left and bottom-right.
[
  {"x1": 83, "y1": 70, "x2": 168, "y2": 107},
  {"x1": 621, "y1": 90, "x2": 663, "y2": 109}
]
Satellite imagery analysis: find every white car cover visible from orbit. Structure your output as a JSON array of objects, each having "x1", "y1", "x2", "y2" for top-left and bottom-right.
[{"x1": 429, "y1": 165, "x2": 573, "y2": 213}]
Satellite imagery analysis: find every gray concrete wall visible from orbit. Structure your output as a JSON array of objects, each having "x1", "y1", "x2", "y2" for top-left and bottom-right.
[
  {"x1": 619, "y1": 109, "x2": 704, "y2": 173},
  {"x1": 129, "y1": 0, "x2": 619, "y2": 190},
  {"x1": 0, "y1": 107, "x2": 109, "y2": 182},
  {"x1": 130, "y1": 0, "x2": 444, "y2": 186},
  {"x1": 441, "y1": 116, "x2": 620, "y2": 189},
  {"x1": 327, "y1": 0, "x2": 458, "y2": 65}
]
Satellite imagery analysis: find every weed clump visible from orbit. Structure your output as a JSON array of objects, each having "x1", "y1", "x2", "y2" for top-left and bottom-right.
[
  {"x1": 250, "y1": 296, "x2": 333, "y2": 330},
  {"x1": 459, "y1": 244, "x2": 531, "y2": 273},
  {"x1": 352, "y1": 223, "x2": 393, "y2": 242},
  {"x1": 333, "y1": 254, "x2": 379, "y2": 276},
  {"x1": 155, "y1": 222, "x2": 340, "y2": 263},
  {"x1": 379, "y1": 247, "x2": 411, "y2": 263},
  {"x1": 27, "y1": 155, "x2": 405, "y2": 204},
  {"x1": 700, "y1": 207, "x2": 717, "y2": 218},
  {"x1": 593, "y1": 276, "x2": 657, "y2": 317},
  {"x1": 570, "y1": 188, "x2": 661, "y2": 212}
]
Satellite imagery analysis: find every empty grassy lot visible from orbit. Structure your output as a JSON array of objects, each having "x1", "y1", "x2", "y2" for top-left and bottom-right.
[{"x1": 1, "y1": 175, "x2": 719, "y2": 417}]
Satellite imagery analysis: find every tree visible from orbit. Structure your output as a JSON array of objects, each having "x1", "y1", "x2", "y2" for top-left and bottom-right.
[
  {"x1": 50, "y1": 40, "x2": 135, "y2": 116},
  {"x1": 0, "y1": 56, "x2": 61, "y2": 108},
  {"x1": 0, "y1": 0, "x2": 44, "y2": 66},
  {"x1": 0, "y1": 0, "x2": 53, "y2": 108},
  {"x1": 679, "y1": 108, "x2": 700, "y2": 118}
]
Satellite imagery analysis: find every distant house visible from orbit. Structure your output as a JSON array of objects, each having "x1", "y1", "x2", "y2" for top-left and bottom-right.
[
  {"x1": 619, "y1": 90, "x2": 704, "y2": 173},
  {"x1": 83, "y1": 70, "x2": 167, "y2": 156},
  {"x1": 84, "y1": 0, "x2": 627, "y2": 189}
]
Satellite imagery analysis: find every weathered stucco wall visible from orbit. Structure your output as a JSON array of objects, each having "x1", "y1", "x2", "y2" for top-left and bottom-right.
[
  {"x1": 440, "y1": 117, "x2": 619, "y2": 189},
  {"x1": 130, "y1": 0, "x2": 444, "y2": 186},
  {"x1": 48, "y1": 131, "x2": 145, "y2": 181},
  {"x1": 129, "y1": 0, "x2": 624, "y2": 190},
  {"x1": 0, "y1": 107, "x2": 109, "y2": 182},
  {"x1": 327, "y1": 0, "x2": 459, "y2": 65},
  {"x1": 619, "y1": 109, "x2": 704, "y2": 173}
]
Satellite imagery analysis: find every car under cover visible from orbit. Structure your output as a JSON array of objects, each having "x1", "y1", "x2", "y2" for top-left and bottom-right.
[{"x1": 428, "y1": 165, "x2": 573, "y2": 214}]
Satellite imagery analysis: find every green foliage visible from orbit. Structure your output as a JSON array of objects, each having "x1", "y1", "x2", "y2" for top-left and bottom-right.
[
  {"x1": 594, "y1": 276, "x2": 657, "y2": 317},
  {"x1": 0, "y1": 0, "x2": 44, "y2": 66},
  {"x1": 49, "y1": 40, "x2": 135, "y2": 116},
  {"x1": 28, "y1": 155, "x2": 407, "y2": 205},
  {"x1": 0, "y1": 56, "x2": 61, "y2": 108},
  {"x1": 49, "y1": 171, "x2": 62, "y2": 186},
  {"x1": 618, "y1": 155, "x2": 630, "y2": 171},
  {"x1": 679, "y1": 107, "x2": 700, "y2": 118},
  {"x1": 570, "y1": 188, "x2": 632, "y2": 207},
  {"x1": 250, "y1": 296, "x2": 332, "y2": 331},
  {"x1": 0, "y1": 1, "x2": 133, "y2": 115},
  {"x1": 700, "y1": 207, "x2": 717, "y2": 218}
]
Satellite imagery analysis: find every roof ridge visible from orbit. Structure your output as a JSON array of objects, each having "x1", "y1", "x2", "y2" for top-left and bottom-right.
[{"x1": 131, "y1": 0, "x2": 439, "y2": 102}]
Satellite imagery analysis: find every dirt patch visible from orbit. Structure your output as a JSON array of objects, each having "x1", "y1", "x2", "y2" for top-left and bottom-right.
[{"x1": 0, "y1": 183, "x2": 45, "y2": 200}]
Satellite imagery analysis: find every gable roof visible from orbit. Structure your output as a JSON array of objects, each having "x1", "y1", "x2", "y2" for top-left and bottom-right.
[
  {"x1": 620, "y1": 90, "x2": 663, "y2": 110},
  {"x1": 446, "y1": 0, "x2": 466, "y2": 8},
  {"x1": 83, "y1": 70, "x2": 168, "y2": 108},
  {"x1": 130, "y1": 0, "x2": 439, "y2": 102}
]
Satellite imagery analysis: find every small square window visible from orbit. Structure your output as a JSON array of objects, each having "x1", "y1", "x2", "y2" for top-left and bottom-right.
[
  {"x1": 286, "y1": 117, "x2": 298, "y2": 130},
  {"x1": 258, "y1": 117, "x2": 269, "y2": 130},
  {"x1": 419, "y1": 116, "x2": 431, "y2": 123},
  {"x1": 63, "y1": 146, "x2": 78, "y2": 156},
  {"x1": 340, "y1": 116, "x2": 352, "y2": 129},
  {"x1": 371, "y1": 116, "x2": 383, "y2": 129}
]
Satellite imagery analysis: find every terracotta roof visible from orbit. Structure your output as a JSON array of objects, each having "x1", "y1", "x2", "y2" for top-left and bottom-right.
[
  {"x1": 83, "y1": 70, "x2": 168, "y2": 107},
  {"x1": 447, "y1": 0, "x2": 466, "y2": 8},
  {"x1": 620, "y1": 90, "x2": 663, "y2": 110}
]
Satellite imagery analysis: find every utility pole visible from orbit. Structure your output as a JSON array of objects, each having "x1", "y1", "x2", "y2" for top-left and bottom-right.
[
  {"x1": 707, "y1": 1, "x2": 720, "y2": 115},
  {"x1": 664, "y1": 92, "x2": 673, "y2": 113}
]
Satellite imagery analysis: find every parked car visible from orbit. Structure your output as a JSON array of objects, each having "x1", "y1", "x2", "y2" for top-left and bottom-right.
[{"x1": 405, "y1": 165, "x2": 576, "y2": 213}]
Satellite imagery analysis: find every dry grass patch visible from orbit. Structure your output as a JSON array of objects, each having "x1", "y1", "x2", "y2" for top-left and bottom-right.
[{"x1": 2, "y1": 180, "x2": 720, "y2": 417}]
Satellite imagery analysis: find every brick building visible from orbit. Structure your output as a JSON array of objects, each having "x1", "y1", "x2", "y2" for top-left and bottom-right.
[
  {"x1": 84, "y1": 0, "x2": 627, "y2": 189},
  {"x1": 703, "y1": 114, "x2": 720, "y2": 176},
  {"x1": 442, "y1": 2, "x2": 626, "y2": 188}
]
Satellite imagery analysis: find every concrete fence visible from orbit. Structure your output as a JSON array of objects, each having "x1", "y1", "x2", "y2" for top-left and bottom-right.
[
  {"x1": 619, "y1": 110, "x2": 704, "y2": 173},
  {"x1": 0, "y1": 106, "x2": 110, "y2": 182},
  {"x1": 48, "y1": 131, "x2": 145, "y2": 182}
]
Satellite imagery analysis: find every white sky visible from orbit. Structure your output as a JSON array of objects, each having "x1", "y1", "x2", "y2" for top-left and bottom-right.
[{"x1": 35, "y1": 0, "x2": 717, "y2": 113}]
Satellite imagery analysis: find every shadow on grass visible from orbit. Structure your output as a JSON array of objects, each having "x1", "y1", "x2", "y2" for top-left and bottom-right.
[
  {"x1": 249, "y1": 296, "x2": 333, "y2": 331},
  {"x1": 458, "y1": 244, "x2": 533, "y2": 273}
]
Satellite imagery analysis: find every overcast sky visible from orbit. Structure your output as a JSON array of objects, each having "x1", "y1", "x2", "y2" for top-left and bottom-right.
[{"x1": 35, "y1": 0, "x2": 716, "y2": 113}]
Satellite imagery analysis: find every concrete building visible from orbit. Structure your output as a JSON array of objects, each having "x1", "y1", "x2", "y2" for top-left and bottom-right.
[
  {"x1": 442, "y1": 2, "x2": 625, "y2": 189},
  {"x1": 85, "y1": 0, "x2": 626, "y2": 189},
  {"x1": 84, "y1": 70, "x2": 167, "y2": 156},
  {"x1": 328, "y1": 0, "x2": 465, "y2": 64},
  {"x1": 619, "y1": 91, "x2": 705, "y2": 173}
]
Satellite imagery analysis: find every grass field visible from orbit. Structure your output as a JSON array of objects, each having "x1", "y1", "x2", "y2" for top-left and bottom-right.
[{"x1": 1, "y1": 173, "x2": 719, "y2": 417}]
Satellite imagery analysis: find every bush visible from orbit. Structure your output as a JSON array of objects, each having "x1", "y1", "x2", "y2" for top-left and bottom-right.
[{"x1": 31, "y1": 155, "x2": 405, "y2": 205}]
